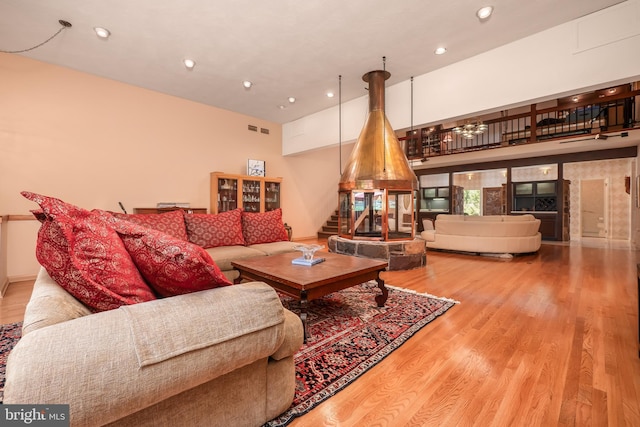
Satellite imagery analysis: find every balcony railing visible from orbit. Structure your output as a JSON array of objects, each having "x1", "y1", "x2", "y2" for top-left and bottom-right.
[{"x1": 402, "y1": 88, "x2": 639, "y2": 159}]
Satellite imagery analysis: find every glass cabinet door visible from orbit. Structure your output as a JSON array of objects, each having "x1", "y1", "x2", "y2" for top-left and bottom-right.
[
  {"x1": 242, "y1": 179, "x2": 261, "y2": 212},
  {"x1": 264, "y1": 181, "x2": 281, "y2": 211},
  {"x1": 217, "y1": 178, "x2": 238, "y2": 212}
]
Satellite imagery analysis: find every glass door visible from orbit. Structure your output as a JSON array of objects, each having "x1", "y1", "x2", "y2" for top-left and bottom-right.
[
  {"x1": 242, "y1": 179, "x2": 261, "y2": 212},
  {"x1": 264, "y1": 181, "x2": 281, "y2": 211},
  {"x1": 217, "y1": 177, "x2": 238, "y2": 212}
]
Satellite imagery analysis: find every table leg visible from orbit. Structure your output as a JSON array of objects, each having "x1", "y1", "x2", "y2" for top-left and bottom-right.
[
  {"x1": 374, "y1": 272, "x2": 388, "y2": 307},
  {"x1": 300, "y1": 290, "x2": 309, "y2": 344}
]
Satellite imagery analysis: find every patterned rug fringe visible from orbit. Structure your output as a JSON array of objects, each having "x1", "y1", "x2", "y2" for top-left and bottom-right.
[{"x1": 386, "y1": 283, "x2": 461, "y2": 305}]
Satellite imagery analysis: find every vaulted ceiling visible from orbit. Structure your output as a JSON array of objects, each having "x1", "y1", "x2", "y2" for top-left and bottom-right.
[{"x1": 0, "y1": 0, "x2": 625, "y2": 124}]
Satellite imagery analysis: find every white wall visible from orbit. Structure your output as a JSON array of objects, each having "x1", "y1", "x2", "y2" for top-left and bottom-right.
[{"x1": 283, "y1": 0, "x2": 640, "y2": 155}]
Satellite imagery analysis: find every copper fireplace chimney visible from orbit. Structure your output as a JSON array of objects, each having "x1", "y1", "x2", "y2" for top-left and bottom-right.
[{"x1": 338, "y1": 70, "x2": 418, "y2": 241}]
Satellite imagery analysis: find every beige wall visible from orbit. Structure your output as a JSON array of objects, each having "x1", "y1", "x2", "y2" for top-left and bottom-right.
[{"x1": 1, "y1": 54, "x2": 348, "y2": 278}]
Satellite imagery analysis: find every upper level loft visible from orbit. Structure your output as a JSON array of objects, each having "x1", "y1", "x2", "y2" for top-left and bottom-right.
[{"x1": 400, "y1": 81, "x2": 640, "y2": 160}]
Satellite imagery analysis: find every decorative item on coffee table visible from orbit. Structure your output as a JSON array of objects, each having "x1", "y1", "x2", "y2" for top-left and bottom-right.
[{"x1": 292, "y1": 244, "x2": 325, "y2": 266}]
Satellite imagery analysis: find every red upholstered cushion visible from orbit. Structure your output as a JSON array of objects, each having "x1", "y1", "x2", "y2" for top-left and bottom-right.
[
  {"x1": 112, "y1": 210, "x2": 188, "y2": 241},
  {"x1": 21, "y1": 192, "x2": 156, "y2": 312},
  {"x1": 184, "y1": 209, "x2": 245, "y2": 248},
  {"x1": 241, "y1": 208, "x2": 290, "y2": 245},
  {"x1": 110, "y1": 216, "x2": 232, "y2": 297}
]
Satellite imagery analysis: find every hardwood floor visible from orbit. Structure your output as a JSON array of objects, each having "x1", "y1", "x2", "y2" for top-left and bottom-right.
[{"x1": 2, "y1": 240, "x2": 639, "y2": 426}]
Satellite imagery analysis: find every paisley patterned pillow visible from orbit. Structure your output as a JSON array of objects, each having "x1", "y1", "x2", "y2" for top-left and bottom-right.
[
  {"x1": 111, "y1": 210, "x2": 188, "y2": 241},
  {"x1": 21, "y1": 191, "x2": 156, "y2": 312},
  {"x1": 111, "y1": 216, "x2": 232, "y2": 297}
]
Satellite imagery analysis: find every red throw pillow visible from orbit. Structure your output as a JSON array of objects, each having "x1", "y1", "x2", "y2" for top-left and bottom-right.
[
  {"x1": 184, "y1": 209, "x2": 245, "y2": 248},
  {"x1": 112, "y1": 210, "x2": 188, "y2": 241},
  {"x1": 21, "y1": 192, "x2": 157, "y2": 312},
  {"x1": 110, "y1": 216, "x2": 232, "y2": 297},
  {"x1": 241, "y1": 208, "x2": 290, "y2": 246}
]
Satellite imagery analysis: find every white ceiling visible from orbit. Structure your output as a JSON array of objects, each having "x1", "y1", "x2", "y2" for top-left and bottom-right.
[{"x1": 0, "y1": 0, "x2": 626, "y2": 124}]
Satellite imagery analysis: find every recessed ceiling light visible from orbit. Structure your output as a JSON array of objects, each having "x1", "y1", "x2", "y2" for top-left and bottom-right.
[
  {"x1": 326, "y1": 91, "x2": 334, "y2": 98},
  {"x1": 278, "y1": 105, "x2": 286, "y2": 110},
  {"x1": 434, "y1": 47, "x2": 447, "y2": 55},
  {"x1": 242, "y1": 80, "x2": 253, "y2": 89},
  {"x1": 94, "y1": 27, "x2": 110, "y2": 39},
  {"x1": 476, "y1": 6, "x2": 494, "y2": 20},
  {"x1": 183, "y1": 59, "x2": 195, "y2": 70},
  {"x1": 288, "y1": 97, "x2": 296, "y2": 103}
]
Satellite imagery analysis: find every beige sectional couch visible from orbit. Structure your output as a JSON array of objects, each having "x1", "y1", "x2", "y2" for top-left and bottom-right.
[
  {"x1": 209, "y1": 240, "x2": 300, "y2": 282},
  {"x1": 5, "y1": 268, "x2": 304, "y2": 426},
  {"x1": 5, "y1": 194, "x2": 305, "y2": 426},
  {"x1": 421, "y1": 214, "x2": 541, "y2": 254}
]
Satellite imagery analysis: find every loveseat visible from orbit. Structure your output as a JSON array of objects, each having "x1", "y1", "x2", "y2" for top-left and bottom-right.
[
  {"x1": 420, "y1": 214, "x2": 541, "y2": 255},
  {"x1": 4, "y1": 192, "x2": 304, "y2": 426}
]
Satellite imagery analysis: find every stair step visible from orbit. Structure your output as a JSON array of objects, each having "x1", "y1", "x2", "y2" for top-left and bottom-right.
[{"x1": 317, "y1": 207, "x2": 340, "y2": 239}]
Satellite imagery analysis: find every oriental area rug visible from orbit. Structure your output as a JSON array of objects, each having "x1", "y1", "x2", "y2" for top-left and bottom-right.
[
  {"x1": 0, "y1": 284, "x2": 457, "y2": 419},
  {"x1": 264, "y1": 281, "x2": 458, "y2": 427},
  {"x1": 0, "y1": 321, "x2": 22, "y2": 403}
]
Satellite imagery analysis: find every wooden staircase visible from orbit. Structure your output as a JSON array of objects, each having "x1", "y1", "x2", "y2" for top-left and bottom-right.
[{"x1": 317, "y1": 209, "x2": 338, "y2": 239}]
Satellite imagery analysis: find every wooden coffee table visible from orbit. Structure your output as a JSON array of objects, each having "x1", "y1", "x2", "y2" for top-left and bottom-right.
[{"x1": 232, "y1": 251, "x2": 388, "y2": 341}]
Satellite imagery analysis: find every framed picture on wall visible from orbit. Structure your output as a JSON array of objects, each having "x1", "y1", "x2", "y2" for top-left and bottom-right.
[{"x1": 248, "y1": 159, "x2": 266, "y2": 177}]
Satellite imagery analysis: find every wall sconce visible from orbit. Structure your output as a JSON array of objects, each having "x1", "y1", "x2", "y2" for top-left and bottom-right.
[
  {"x1": 540, "y1": 167, "x2": 550, "y2": 175},
  {"x1": 467, "y1": 173, "x2": 473, "y2": 180}
]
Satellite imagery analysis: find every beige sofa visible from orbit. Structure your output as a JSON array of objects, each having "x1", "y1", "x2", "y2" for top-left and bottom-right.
[
  {"x1": 4, "y1": 268, "x2": 304, "y2": 426},
  {"x1": 208, "y1": 240, "x2": 300, "y2": 282},
  {"x1": 421, "y1": 214, "x2": 541, "y2": 254}
]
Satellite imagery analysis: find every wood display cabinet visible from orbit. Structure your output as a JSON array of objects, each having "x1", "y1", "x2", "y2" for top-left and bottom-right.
[
  {"x1": 210, "y1": 172, "x2": 282, "y2": 214},
  {"x1": 404, "y1": 130, "x2": 421, "y2": 160},
  {"x1": 404, "y1": 126, "x2": 443, "y2": 159}
]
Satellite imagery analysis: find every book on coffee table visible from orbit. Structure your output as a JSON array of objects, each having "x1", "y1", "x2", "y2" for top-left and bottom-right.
[{"x1": 291, "y1": 257, "x2": 325, "y2": 266}]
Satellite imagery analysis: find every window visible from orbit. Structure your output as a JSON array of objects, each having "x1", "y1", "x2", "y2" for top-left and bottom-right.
[{"x1": 464, "y1": 190, "x2": 481, "y2": 215}]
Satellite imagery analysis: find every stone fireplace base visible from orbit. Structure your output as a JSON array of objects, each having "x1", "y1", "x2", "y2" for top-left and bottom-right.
[{"x1": 328, "y1": 235, "x2": 426, "y2": 271}]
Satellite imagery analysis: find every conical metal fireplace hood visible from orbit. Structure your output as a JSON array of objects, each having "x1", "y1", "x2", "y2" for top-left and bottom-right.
[
  {"x1": 339, "y1": 70, "x2": 418, "y2": 191},
  {"x1": 337, "y1": 69, "x2": 418, "y2": 242}
]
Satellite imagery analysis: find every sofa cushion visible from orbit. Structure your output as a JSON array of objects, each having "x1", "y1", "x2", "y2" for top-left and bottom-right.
[
  {"x1": 241, "y1": 208, "x2": 289, "y2": 245},
  {"x1": 112, "y1": 210, "x2": 188, "y2": 241},
  {"x1": 248, "y1": 241, "x2": 300, "y2": 256},
  {"x1": 21, "y1": 192, "x2": 157, "y2": 312},
  {"x1": 120, "y1": 282, "x2": 285, "y2": 367},
  {"x1": 110, "y1": 217, "x2": 232, "y2": 297},
  {"x1": 184, "y1": 209, "x2": 245, "y2": 248},
  {"x1": 205, "y1": 245, "x2": 266, "y2": 272}
]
